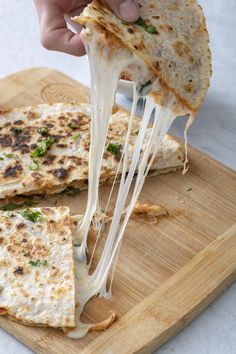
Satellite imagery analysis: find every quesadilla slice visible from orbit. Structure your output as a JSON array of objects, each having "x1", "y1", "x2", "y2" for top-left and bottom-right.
[
  {"x1": 0, "y1": 206, "x2": 75, "y2": 328},
  {"x1": 0, "y1": 103, "x2": 184, "y2": 199},
  {"x1": 74, "y1": 0, "x2": 211, "y2": 111}
]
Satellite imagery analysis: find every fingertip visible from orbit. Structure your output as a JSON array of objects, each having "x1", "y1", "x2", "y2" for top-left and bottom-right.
[
  {"x1": 41, "y1": 29, "x2": 86, "y2": 56},
  {"x1": 119, "y1": 0, "x2": 140, "y2": 22},
  {"x1": 106, "y1": 0, "x2": 140, "y2": 22},
  {"x1": 70, "y1": 33, "x2": 86, "y2": 56}
]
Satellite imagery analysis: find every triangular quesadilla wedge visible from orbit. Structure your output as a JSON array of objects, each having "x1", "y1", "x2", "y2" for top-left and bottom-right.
[
  {"x1": 74, "y1": 0, "x2": 211, "y2": 111},
  {"x1": 0, "y1": 206, "x2": 75, "y2": 328},
  {"x1": 0, "y1": 103, "x2": 184, "y2": 199}
]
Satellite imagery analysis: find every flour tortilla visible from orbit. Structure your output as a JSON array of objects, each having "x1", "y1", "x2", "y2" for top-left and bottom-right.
[
  {"x1": 0, "y1": 103, "x2": 184, "y2": 199},
  {"x1": 75, "y1": 0, "x2": 211, "y2": 111},
  {"x1": 0, "y1": 206, "x2": 75, "y2": 328}
]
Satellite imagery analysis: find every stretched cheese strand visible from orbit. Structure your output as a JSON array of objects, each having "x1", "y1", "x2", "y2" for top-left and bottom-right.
[
  {"x1": 77, "y1": 43, "x2": 120, "y2": 257},
  {"x1": 91, "y1": 96, "x2": 175, "y2": 298},
  {"x1": 68, "y1": 25, "x2": 186, "y2": 338}
]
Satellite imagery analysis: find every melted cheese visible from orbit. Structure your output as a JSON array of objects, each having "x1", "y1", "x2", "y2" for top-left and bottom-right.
[{"x1": 68, "y1": 24, "x2": 192, "y2": 338}]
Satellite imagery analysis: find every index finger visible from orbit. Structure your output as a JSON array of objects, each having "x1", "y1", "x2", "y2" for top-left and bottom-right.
[{"x1": 35, "y1": 2, "x2": 86, "y2": 56}]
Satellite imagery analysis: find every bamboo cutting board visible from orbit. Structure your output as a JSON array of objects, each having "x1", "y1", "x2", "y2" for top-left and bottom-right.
[{"x1": 0, "y1": 68, "x2": 235, "y2": 354}]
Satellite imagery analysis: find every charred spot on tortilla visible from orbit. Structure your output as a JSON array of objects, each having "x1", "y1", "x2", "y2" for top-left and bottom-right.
[
  {"x1": 4, "y1": 164, "x2": 23, "y2": 179},
  {"x1": 53, "y1": 168, "x2": 69, "y2": 181}
]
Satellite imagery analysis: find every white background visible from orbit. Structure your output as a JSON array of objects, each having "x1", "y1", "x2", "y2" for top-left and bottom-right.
[{"x1": 0, "y1": 0, "x2": 235, "y2": 353}]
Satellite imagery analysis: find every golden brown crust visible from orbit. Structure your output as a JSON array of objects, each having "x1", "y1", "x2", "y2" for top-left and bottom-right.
[{"x1": 89, "y1": 311, "x2": 116, "y2": 332}]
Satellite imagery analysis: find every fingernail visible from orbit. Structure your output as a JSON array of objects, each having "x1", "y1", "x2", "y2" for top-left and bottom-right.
[{"x1": 119, "y1": 0, "x2": 139, "y2": 22}]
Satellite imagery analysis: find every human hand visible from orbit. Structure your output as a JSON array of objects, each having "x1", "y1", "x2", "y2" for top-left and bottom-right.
[{"x1": 34, "y1": 0, "x2": 140, "y2": 56}]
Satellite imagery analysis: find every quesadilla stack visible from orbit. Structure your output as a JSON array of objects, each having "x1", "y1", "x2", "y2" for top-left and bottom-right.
[
  {"x1": 0, "y1": 103, "x2": 184, "y2": 199},
  {"x1": 0, "y1": 206, "x2": 75, "y2": 327}
]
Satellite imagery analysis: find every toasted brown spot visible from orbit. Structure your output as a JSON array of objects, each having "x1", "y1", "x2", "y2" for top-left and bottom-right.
[
  {"x1": 68, "y1": 156, "x2": 82, "y2": 166},
  {"x1": 58, "y1": 115, "x2": 67, "y2": 121},
  {"x1": 0, "y1": 237, "x2": 4, "y2": 244},
  {"x1": 156, "y1": 61, "x2": 160, "y2": 70},
  {"x1": 13, "y1": 266, "x2": 24, "y2": 275},
  {"x1": 183, "y1": 83, "x2": 193, "y2": 93},
  {"x1": 31, "y1": 172, "x2": 43, "y2": 180},
  {"x1": 27, "y1": 111, "x2": 39, "y2": 119},
  {"x1": 31, "y1": 243, "x2": 48, "y2": 258},
  {"x1": 56, "y1": 143, "x2": 67, "y2": 148},
  {"x1": 42, "y1": 155, "x2": 56, "y2": 166},
  {"x1": 4, "y1": 164, "x2": 23, "y2": 178},
  {"x1": 172, "y1": 41, "x2": 194, "y2": 63},
  {"x1": 58, "y1": 158, "x2": 65, "y2": 165},
  {"x1": 51, "y1": 267, "x2": 60, "y2": 277},
  {"x1": 0, "y1": 134, "x2": 12, "y2": 147},
  {"x1": 14, "y1": 120, "x2": 24, "y2": 125},
  {"x1": 0, "y1": 308, "x2": 7, "y2": 315},
  {"x1": 19, "y1": 146, "x2": 30, "y2": 154},
  {"x1": 45, "y1": 123, "x2": 54, "y2": 128},
  {"x1": 17, "y1": 223, "x2": 26, "y2": 229},
  {"x1": 51, "y1": 134, "x2": 63, "y2": 141},
  {"x1": 0, "y1": 259, "x2": 9, "y2": 267},
  {"x1": 53, "y1": 168, "x2": 68, "y2": 180},
  {"x1": 13, "y1": 131, "x2": 31, "y2": 150}
]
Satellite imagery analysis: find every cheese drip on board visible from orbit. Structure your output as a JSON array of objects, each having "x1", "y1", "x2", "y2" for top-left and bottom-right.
[{"x1": 68, "y1": 24, "x2": 193, "y2": 338}]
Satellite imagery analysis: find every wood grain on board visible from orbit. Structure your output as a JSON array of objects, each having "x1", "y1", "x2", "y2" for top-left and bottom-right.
[{"x1": 0, "y1": 68, "x2": 235, "y2": 354}]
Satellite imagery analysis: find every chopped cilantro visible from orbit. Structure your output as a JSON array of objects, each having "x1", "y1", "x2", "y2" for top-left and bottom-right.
[
  {"x1": 29, "y1": 260, "x2": 47, "y2": 267},
  {"x1": 107, "y1": 143, "x2": 122, "y2": 156},
  {"x1": 30, "y1": 137, "x2": 55, "y2": 158},
  {"x1": 0, "y1": 157, "x2": 4, "y2": 161},
  {"x1": 12, "y1": 127, "x2": 23, "y2": 134},
  {"x1": 29, "y1": 158, "x2": 39, "y2": 171},
  {"x1": 0, "y1": 200, "x2": 37, "y2": 211},
  {"x1": 68, "y1": 122, "x2": 77, "y2": 130},
  {"x1": 28, "y1": 260, "x2": 40, "y2": 267},
  {"x1": 37, "y1": 127, "x2": 49, "y2": 136},
  {"x1": 121, "y1": 20, "x2": 128, "y2": 25},
  {"x1": 134, "y1": 130, "x2": 139, "y2": 135},
  {"x1": 19, "y1": 210, "x2": 43, "y2": 223},
  {"x1": 145, "y1": 25, "x2": 158, "y2": 34},
  {"x1": 135, "y1": 17, "x2": 158, "y2": 34},
  {"x1": 135, "y1": 17, "x2": 146, "y2": 27},
  {"x1": 0, "y1": 286, "x2": 3, "y2": 293},
  {"x1": 0, "y1": 203, "x2": 21, "y2": 211},
  {"x1": 62, "y1": 186, "x2": 80, "y2": 197},
  {"x1": 5, "y1": 153, "x2": 19, "y2": 159},
  {"x1": 72, "y1": 132, "x2": 81, "y2": 140}
]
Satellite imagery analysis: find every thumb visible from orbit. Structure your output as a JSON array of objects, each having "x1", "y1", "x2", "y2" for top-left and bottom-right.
[{"x1": 105, "y1": 0, "x2": 140, "y2": 22}]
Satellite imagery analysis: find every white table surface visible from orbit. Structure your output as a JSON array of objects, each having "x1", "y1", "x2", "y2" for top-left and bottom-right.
[{"x1": 0, "y1": 1, "x2": 235, "y2": 353}]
